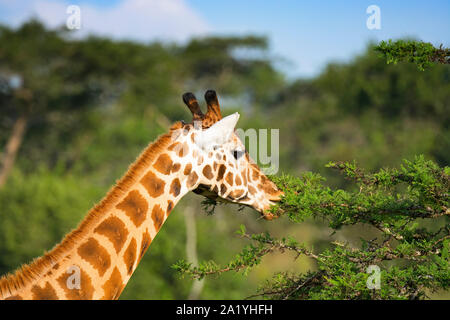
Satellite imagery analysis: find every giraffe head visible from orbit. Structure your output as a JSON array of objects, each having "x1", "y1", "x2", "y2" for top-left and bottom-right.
[{"x1": 170, "y1": 90, "x2": 283, "y2": 220}]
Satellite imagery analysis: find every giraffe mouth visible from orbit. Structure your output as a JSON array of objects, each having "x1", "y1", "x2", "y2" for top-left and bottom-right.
[
  {"x1": 193, "y1": 184, "x2": 281, "y2": 220},
  {"x1": 260, "y1": 192, "x2": 283, "y2": 220},
  {"x1": 193, "y1": 184, "x2": 251, "y2": 206},
  {"x1": 192, "y1": 184, "x2": 217, "y2": 199},
  {"x1": 259, "y1": 199, "x2": 282, "y2": 220}
]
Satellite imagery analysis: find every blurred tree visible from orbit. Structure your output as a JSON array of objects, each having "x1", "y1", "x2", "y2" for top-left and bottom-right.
[
  {"x1": 267, "y1": 42, "x2": 449, "y2": 181},
  {"x1": 0, "y1": 21, "x2": 283, "y2": 179},
  {"x1": 0, "y1": 20, "x2": 116, "y2": 186},
  {"x1": 179, "y1": 36, "x2": 285, "y2": 107}
]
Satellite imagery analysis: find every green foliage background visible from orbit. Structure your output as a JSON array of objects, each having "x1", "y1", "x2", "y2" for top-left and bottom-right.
[{"x1": 0, "y1": 21, "x2": 448, "y2": 299}]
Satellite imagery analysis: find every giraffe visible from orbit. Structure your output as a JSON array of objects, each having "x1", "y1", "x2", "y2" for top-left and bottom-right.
[{"x1": 0, "y1": 90, "x2": 283, "y2": 300}]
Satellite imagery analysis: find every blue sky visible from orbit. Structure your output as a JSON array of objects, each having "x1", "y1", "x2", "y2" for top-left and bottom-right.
[{"x1": 1, "y1": 0, "x2": 449, "y2": 78}]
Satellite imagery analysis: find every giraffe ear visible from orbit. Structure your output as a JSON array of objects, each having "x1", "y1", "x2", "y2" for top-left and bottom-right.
[{"x1": 195, "y1": 112, "x2": 240, "y2": 150}]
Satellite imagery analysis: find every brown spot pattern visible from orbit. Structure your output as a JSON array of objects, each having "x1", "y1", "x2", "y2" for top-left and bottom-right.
[
  {"x1": 153, "y1": 153, "x2": 173, "y2": 175},
  {"x1": 187, "y1": 171, "x2": 198, "y2": 188},
  {"x1": 116, "y1": 190, "x2": 148, "y2": 228},
  {"x1": 260, "y1": 182, "x2": 279, "y2": 195},
  {"x1": 139, "y1": 229, "x2": 152, "y2": 261},
  {"x1": 170, "y1": 178, "x2": 181, "y2": 197},
  {"x1": 57, "y1": 267, "x2": 95, "y2": 300},
  {"x1": 220, "y1": 184, "x2": 227, "y2": 195},
  {"x1": 31, "y1": 282, "x2": 58, "y2": 300},
  {"x1": 225, "y1": 172, "x2": 234, "y2": 185},
  {"x1": 235, "y1": 175, "x2": 242, "y2": 185},
  {"x1": 167, "y1": 200, "x2": 174, "y2": 215},
  {"x1": 101, "y1": 267, "x2": 124, "y2": 300},
  {"x1": 178, "y1": 142, "x2": 189, "y2": 157},
  {"x1": 230, "y1": 189, "x2": 245, "y2": 199},
  {"x1": 183, "y1": 163, "x2": 192, "y2": 175},
  {"x1": 78, "y1": 237, "x2": 111, "y2": 277},
  {"x1": 171, "y1": 163, "x2": 181, "y2": 173},
  {"x1": 242, "y1": 169, "x2": 248, "y2": 185},
  {"x1": 94, "y1": 216, "x2": 129, "y2": 254},
  {"x1": 168, "y1": 142, "x2": 181, "y2": 150},
  {"x1": 252, "y1": 169, "x2": 260, "y2": 181},
  {"x1": 141, "y1": 171, "x2": 165, "y2": 198},
  {"x1": 151, "y1": 204, "x2": 165, "y2": 232},
  {"x1": 202, "y1": 165, "x2": 213, "y2": 179},
  {"x1": 217, "y1": 164, "x2": 226, "y2": 181},
  {"x1": 123, "y1": 238, "x2": 137, "y2": 275}
]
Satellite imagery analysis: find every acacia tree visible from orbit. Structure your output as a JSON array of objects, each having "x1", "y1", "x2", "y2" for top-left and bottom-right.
[
  {"x1": 174, "y1": 156, "x2": 449, "y2": 299},
  {"x1": 173, "y1": 41, "x2": 450, "y2": 299},
  {"x1": 375, "y1": 40, "x2": 449, "y2": 71}
]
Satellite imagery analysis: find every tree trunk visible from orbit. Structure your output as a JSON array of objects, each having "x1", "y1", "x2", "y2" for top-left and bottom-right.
[
  {"x1": 183, "y1": 205, "x2": 205, "y2": 299},
  {"x1": 0, "y1": 114, "x2": 27, "y2": 188}
]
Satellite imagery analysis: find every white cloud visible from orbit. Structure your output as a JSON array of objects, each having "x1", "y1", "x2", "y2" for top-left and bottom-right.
[{"x1": 0, "y1": 0, "x2": 210, "y2": 42}]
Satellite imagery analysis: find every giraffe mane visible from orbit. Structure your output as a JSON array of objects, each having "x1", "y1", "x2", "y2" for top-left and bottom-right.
[{"x1": 0, "y1": 122, "x2": 183, "y2": 298}]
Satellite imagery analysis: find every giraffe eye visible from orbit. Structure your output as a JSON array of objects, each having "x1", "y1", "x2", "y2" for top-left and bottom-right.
[{"x1": 232, "y1": 150, "x2": 244, "y2": 160}]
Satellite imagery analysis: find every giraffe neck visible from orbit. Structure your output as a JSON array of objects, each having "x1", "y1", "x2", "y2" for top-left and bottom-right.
[{"x1": 0, "y1": 124, "x2": 197, "y2": 300}]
